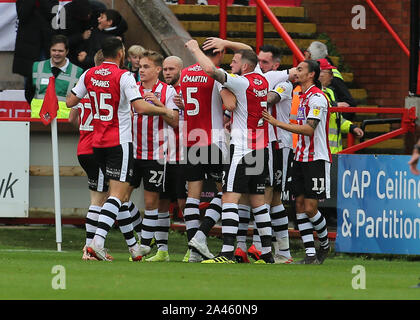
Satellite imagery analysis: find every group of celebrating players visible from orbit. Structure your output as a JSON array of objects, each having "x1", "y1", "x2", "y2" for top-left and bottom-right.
[{"x1": 66, "y1": 35, "x2": 332, "y2": 265}]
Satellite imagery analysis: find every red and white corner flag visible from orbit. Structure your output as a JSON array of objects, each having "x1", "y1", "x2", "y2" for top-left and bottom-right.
[
  {"x1": 38, "y1": 74, "x2": 63, "y2": 250},
  {"x1": 39, "y1": 76, "x2": 59, "y2": 125}
]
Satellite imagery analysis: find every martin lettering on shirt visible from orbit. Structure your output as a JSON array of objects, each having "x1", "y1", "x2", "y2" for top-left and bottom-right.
[{"x1": 182, "y1": 74, "x2": 208, "y2": 83}]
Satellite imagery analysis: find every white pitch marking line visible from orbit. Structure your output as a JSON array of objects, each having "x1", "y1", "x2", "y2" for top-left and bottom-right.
[{"x1": 0, "y1": 249, "x2": 67, "y2": 253}]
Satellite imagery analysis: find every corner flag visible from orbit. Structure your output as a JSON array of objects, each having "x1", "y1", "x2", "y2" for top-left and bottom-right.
[{"x1": 39, "y1": 76, "x2": 59, "y2": 125}]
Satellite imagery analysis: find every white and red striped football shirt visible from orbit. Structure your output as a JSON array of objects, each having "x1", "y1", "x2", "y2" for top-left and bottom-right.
[
  {"x1": 166, "y1": 84, "x2": 184, "y2": 163},
  {"x1": 133, "y1": 80, "x2": 178, "y2": 161},
  {"x1": 222, "y1": 71, "x2": 269, "y2": 152},
  {"x1": 180, "y1": 63, "x2": 225, "y2": 149},
  {"x1": 295, "y1": 85, "x2": 332, "y2": 162},
  {"x1": 72, "y1": 62, "x2": 141, "y2": 148},
  {"x1": 255, "y1": 65, "x2": 291, "y2": 148},
  {"x1": 270, "y1": 81, "x2": 293, "y2": 150}
]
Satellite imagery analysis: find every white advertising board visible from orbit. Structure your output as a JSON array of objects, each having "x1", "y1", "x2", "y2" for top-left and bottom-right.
[
  {"x1": 0, "y1": 1, "x2": 18, "y2": 51},
  {"x1": 0, "y1": 121, "x2": 29, "y2": 217}
]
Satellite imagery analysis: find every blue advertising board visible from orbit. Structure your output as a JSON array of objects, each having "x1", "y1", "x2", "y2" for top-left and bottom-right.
[{"x1": 336, "y1": 154, "x2": 420, "y2": 255}]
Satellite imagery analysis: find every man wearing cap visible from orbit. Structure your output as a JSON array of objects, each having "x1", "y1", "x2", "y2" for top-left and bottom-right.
[{"x1": 318, "y1": 59, "x2": 364, "y2": 154}]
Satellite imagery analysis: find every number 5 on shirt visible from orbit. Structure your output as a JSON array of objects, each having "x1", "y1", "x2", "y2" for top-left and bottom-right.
[
  {"x1": 186, "y1": 87, "x2": 199, "y2": 116},
  {"x1": 89, "y1": 91, "x2": 114, "y2": 121}
]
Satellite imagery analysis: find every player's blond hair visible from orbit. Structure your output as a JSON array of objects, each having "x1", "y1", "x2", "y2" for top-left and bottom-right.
[
  {"x1": 128, "y1": 45, "x2": 146, "y2": 58},
  {"x1": 141, "y1": 50, "x2": 164, "y2": 67}
]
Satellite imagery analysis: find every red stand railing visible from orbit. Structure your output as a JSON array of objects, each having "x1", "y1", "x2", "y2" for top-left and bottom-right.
[
  {"x1": 365, "y1": 0, "x2": 410, "y2": 57},
  {"x1": 254, "y1": 0, "x2": 305, "y2": 63},
  {"x1": 333, "y1": 106, "x2": 417, "y2": 154},
  {"x1": 256, "y1": 5, "x2": 264, "y2": 53},
  {"x1": 219, "y1": 0, "x2": 228, "y2": 39},
  {"x1": 365, "y1": 2, "x2": 420, "y2": 95},
  {"x1": 346, "y1": 131, "x2": 355, "y2": 149},
  {"x1": 218, "y1": 0, "x2": 305, "y2": 63}
]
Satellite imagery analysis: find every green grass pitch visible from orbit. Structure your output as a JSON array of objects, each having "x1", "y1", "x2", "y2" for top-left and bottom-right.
[{"x1": 0, "y1": 225, "x2": 420, "y2": 300}]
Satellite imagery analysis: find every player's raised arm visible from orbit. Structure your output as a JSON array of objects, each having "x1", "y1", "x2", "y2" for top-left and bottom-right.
[
  {"x1": 131, "y1": 98, "x2": 174, "y2": 119},
  {"x1": 262, "y1": 110, "x2": 316, "y2": 137},
  {"x1": 66, "y1": 71, "x2": 87, "y2": 108},
  {"x1": 185, "y1": 40, "x2": 227, "y2": 84},
  {"x1": 66, "y1": 91, "x2": 81, "y2": 108},
  {"x1": 203, "y1": 37, "x2": 252, "y2": 54}
]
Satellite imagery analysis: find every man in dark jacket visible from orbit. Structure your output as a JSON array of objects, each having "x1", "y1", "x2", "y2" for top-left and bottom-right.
[
  {"x1": 58, "y1": 0, "x2": 108, "y2": 67},
  {"x1": 77, "y1": 9, "x2": 128, "y2": 70},
  {"x1": 59, "y1": 0, "x2": 92, "y2": 66},
  {"x1": 12, "y1": 0, "x2": 58, "y2": 103}
]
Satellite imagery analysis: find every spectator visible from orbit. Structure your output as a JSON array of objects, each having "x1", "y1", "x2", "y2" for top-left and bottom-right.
[
  {"x1": 13, "y1": 0, "x2": 58, "y2": 103},
  {"x1": 408, "y1": 138, "x2": 420, "y2": 175},
  {"x1": 125, "y1": 45, "x2": 145, "y2": 82},
  {"x1": 28, "y1": 35, "x2": 84, "y2": 120},
  {"x1": 60, "y1": 0, "x2": 93, "y2": 66},
  {"x1": 305, "y1": 41, "x2": 357, "y2": 121},
  {"x1": 318, "y1": 58, "x2": 364, "y2": 154},
  {"x1": 304, "y1": 41, "x2": 328, "y2": 61},
  {"x1": 77, "y1": 9, "x2": 128, "y2": 69},
  {"x1": 87, "y1": 0, "x2": 108, "y2": 29}
]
